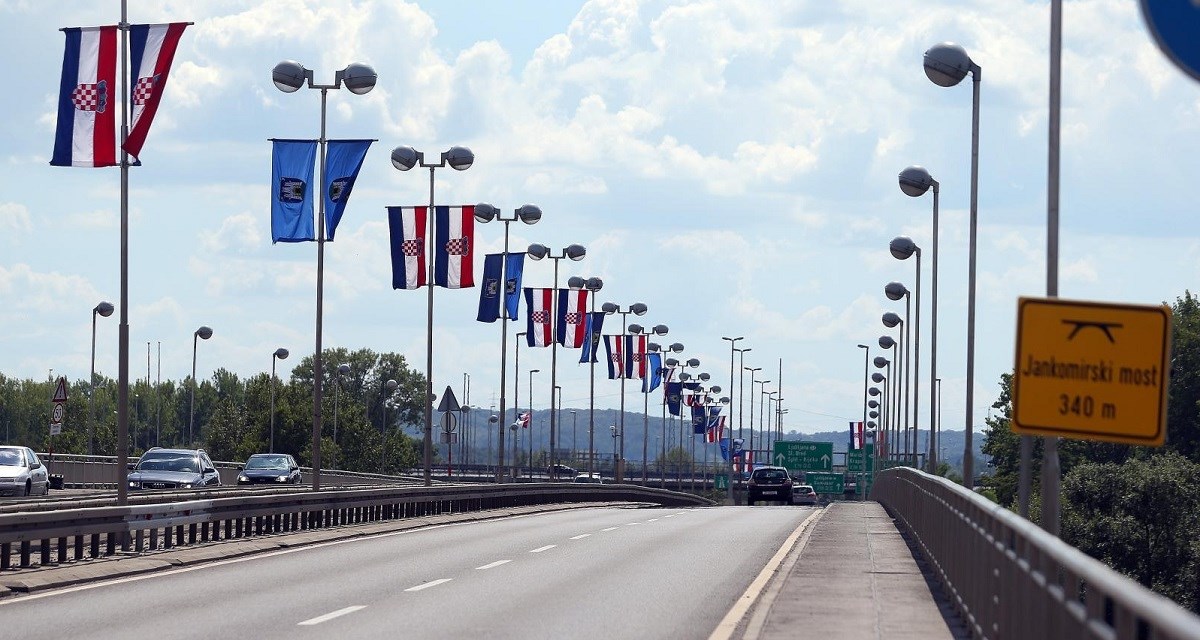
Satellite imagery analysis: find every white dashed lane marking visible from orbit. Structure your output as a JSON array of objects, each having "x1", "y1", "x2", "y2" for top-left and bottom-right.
[
  {"x1": 405, "y1": 579, "x2": 452, "y2": 592},
  {"x1": 569, "y1": 534, "x2": 591, "y2": 540},
  {"x1": 530, "y1": 545, "x2": 557, "y2": 553},
  {"x1": 298, "y1": 606, "x2": 366, "y2": 626},
  {"x1": 475, "y1": 560, "x2": 510, "y2": 570}
]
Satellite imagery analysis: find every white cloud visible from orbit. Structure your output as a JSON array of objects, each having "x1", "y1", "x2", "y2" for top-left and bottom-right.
[{"x1": 0, "y1": 202, "x2": 32, "y2": 234}]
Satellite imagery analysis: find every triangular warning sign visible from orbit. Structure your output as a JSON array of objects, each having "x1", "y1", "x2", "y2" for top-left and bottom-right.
[
  {"x1": 52, "y1": 376, "x2": 68, "y2": 403},
  {"x1": 436, "y1": 385, "x2": 460, "y2": 413}
]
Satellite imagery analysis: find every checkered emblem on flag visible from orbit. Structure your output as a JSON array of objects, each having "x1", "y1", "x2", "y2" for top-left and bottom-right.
[
  {"x1": 402, "y1": 238, "x2": 423, "y2": 256},
  {"x1": 564, "y1": 312, "x2": 580, "y2": 324},
  {"x1": 531, "y1": 310, "x2": 550, "y2": 323},
  {"x1": 445, "y1": 237, "x2": 469, "y2": 256},
  {"x1": 632, "y1": 353, "x2": 643, "y2": 362},
  {"x1": 131, "y1": 74, "x2": 159, "y2": 105},
  {"x1": 71, "y1": 80, "x2": 109, "y2": 112}
]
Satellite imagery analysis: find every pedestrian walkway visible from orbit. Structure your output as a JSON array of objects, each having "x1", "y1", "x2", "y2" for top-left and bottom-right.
[{"x1": 742, "y1": 501, "x2": 970, "y2": 640}]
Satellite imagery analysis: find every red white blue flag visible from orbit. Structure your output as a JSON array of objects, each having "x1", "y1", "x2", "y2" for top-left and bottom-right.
[
  {"x1": 706, "y1": 416, "x2": 725, "y2": 443},
  {"x1": 627, "y1": 335, "x2": 648, "y2": 380},
  {"x1": 519, "y1": 412, "x2": 531, "y2": 428},
  {"x1": 122, "y1": 22, "x2": 188, "y2": 160},
  {"x1": 434, "y1": 205, "x2": 475, "y2": 289},
  {"x1": 387, "y1": 206, "x2": 426, "y2": 289},
  {"x1": 524, "y1": 288, "x2": 554, "y2": 347},
  {"x1": 557, "y1": 289, "x2": 589, "y2": 348},
  {"x1": 604, "y1": 335, "x2": 627, "y2": 379},
  {"x1": 51, "y1": 26, "x2": 118, "y2": 167},
  {"x1": 850, "y1": 421, "x2": 864, "y2": 451}
]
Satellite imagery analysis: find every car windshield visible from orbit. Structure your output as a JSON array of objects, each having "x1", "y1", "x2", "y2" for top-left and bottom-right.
[
  {"x1": 246, "y1": 456, "x2": 290, "y2": 470},
  {"x1": 0, "y1": 449, "x2": 23, "y2": 467},
  {"x1": 797, "y1": 486, "x2": 814, "y2": 494},
  {"x1": 137, "y1": 452, "x2": 199, "y2": 473},
  {"x1": 753, "y1": 469, "x2": 787, "y2": 481}
]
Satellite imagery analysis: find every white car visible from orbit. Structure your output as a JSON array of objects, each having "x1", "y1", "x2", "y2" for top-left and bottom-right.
[
  {"x1": 571, "y1": 474, "x2": 603, "y2": 484},
  {"x1": 0, "y1": 446, "x2": 50, "y2": 497}
]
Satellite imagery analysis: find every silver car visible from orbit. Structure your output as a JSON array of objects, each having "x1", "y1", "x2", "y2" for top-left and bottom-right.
[{"x1": 0, "y1": 446, "x2": 50, "y2": 497}]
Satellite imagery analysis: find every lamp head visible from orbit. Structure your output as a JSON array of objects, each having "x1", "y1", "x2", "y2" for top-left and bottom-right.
[
  {"x1": 878, "y1": 335, "x2": 896, "y2": 349},
  {"x1": 857, "y1": 343, "x2": 868, "y2": 349},
  {"x1": 627, "y1": 323, "x2": 644, "y2": 335},
  {"x1": 94, "y1": 301, "x2": 115, "y2": 317},
  {"x1": 271, "y1": 60, "x2": 308, "y2": 92},
  {"x1": 698, "y1": 373, "x2": 711, "y2": 382},
  {"x1": 473, "y1": 202, "x2": 499, "y2": 223},
  {"x1": 601, "y1": 302, "x2": 618, "y2": 314},
  {"x1": 719, "y1": 396, "x2": 730, "y2": 404},
  {"x1": 665, "y1": 357, "x2": 680, "y2": 367},
  {"x1": 517, "y1": 204, "x2": 542, "y2": 225},
  {"x1": 669, "y1": 342, "x2": 684, "y2": 352},
  {"x1": 678, "y1": 372, "x2": 691, "y2": 381},
  {"x1": 527, "y1": 243, "x2": 549, "y2": 260},
  {"x1": 871, "y1": 372, "x2": 885, "y2": 383},
  {"x1": 924, "y1": 42, "x2": 974, "y2": 88},
  {"x1": 273, "y1": 348, "x2": 290, "y2": 360},
  {"x1": 882, "y1": 312, "x2": 902, "y2": 328},
  {"x1": 390, "y1": 146, "x2": 419, "y2": 171},
  {"x1": 873, "y1": 356, "x2": 889, "y2": 368},
  {"x1": 885, "y1": 281, "x2": 910, "y2": 301},
  {"x1": 868, "y1": 399, "x2": 879, "y2": 409},
  {"x1": 585, "y1": 277, "x2": 604, "y2": 292},
  {"x1": 652, "y1": 324, "x2": 669, "y2": 335},
  {"x1": 890, "y1": 237, "x2": 919, "y2": 262},
  {"x1": 869, "y1": 410, "x2": 879, "y2": 419},
  {"x1": 868, "y1": 387, "x2": 880, "y2": 397},
  {"x1": 530, "y1": 369, "x2": 541, "y2": 374},
  {"x1": 489, "y1": 414, "x2": 498, "y2": 424},
  {"x1": 567, "y1": 276, "x2": 586, "y2": 290},
  {"x1": 898, "y1": 166, "x2": 936, "y2": 197},
  {"x1": 386, "y1": 379, "x2": 399, "y2": 392},
  {"x1": 340, "y1": 62, "x2": 377, "y2": 95},
  {"x1": 647, "y1": 342, "x2": 661, "y2": 352},
  {"x1": 195, "y1": 326, "x2": 213, "y2": 340},
  {"x1": 867, "y1": 420, "x2": 877, "y2": 429},
  {"x1": 337, "y1": 363, "x2": 351, "y2": 375},
  {"x1": 444, "y1": 146, "x2": 474, "y2": 171},
  {"x1": 687, "y1": 358, "x2": 700, "y2": 368},
  {"x1": 631, "y1": 303, "x2": 648, "y2": 316},
  {"x1": 565, "y1": 244, "x2": 587, "y2": 261}
]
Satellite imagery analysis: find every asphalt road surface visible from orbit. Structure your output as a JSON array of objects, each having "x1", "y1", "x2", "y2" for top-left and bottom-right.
[{"x1": 1, "y1": 505, "x2": 816, "y2": 640}]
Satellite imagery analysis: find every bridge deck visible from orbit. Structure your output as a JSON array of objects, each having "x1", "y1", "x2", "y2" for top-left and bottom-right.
[{"x1": 745, "y1": 501, "x2": 970, "y2": 640}]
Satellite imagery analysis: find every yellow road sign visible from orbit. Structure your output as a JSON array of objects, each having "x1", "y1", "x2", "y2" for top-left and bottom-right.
[{"x1": 1013, "y1": 297, "x2": 1171, "y2": 446}]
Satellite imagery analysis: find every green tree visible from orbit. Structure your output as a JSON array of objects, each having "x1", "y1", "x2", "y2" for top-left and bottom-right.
[{"x1": 1166, "y1": 291, "x2": 1200, "y2": 459}]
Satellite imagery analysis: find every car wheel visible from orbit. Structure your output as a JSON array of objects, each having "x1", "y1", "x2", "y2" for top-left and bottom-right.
[{"x1": 22, "y1": 481, "x2": 31, "y2": 497}]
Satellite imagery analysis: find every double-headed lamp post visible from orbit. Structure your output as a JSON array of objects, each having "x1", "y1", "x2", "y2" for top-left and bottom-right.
[
  {"x1": 391, "y1": 144, "x2": 474, "y2": 486},
  {"x1": 528, "y1": 242, "x2": 587, "y2": 479},
  {"x1": 873, "y1": 356, "x2": 892, "y2": 459},
  {"x1": 924, "y1": 41, "x2": 983, "y2": 493},
  {"x1": 474, "y1": 203, "x2": 542, "y2": 481},
  {"x1": 269, "y1": 348, "x2": 289, "y2": 453},
  {"x1": 601, "y1": 301, "x2": 648, "y2": 481},
  {"x1": 567, "y1": 276, "x2": 604, "y2": 477},
  {"x1": 188, "y1": 325, "x2": 212, "y2": 446},
  {"x1": 898, "y1": 167, "x2": 939, "y2": 471},
  {"x1": 273, "y1": 60, "x2": 377, "y2": 490},
  {"x1": 89, "y1": 301, "x2": 115, "y2": 456},
  {"x1": 880, "y1": 325, "x2": 904, "y2": 461},
  {"x1": 721, "y1": 336, "x2": 744, "y2": 504},
  {"x1": 631, "y1": 324, "x2": 669, "y2": 483}
]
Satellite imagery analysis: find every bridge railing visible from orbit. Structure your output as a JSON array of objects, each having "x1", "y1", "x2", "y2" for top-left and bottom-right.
[
  {"x1": 874, "y1": 467, "x2": 1200, "y2": 640},
  {"x1": 0, "y1": 482, "x2": 710, "y2": 572}
]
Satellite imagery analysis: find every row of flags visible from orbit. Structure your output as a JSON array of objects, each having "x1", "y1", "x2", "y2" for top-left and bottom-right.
[{"x1": 52, "y1": 23, "x2": 189, "y2": 167}]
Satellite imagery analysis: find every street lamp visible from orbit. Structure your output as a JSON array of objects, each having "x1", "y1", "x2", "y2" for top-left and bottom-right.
[
  {"x1": 567, "y1": 275, "x2": 604, "y2": 477},
  {"x1": 274, "y1": 60, "x2": 377, "y2": 491},
  {"x1": 873, "y1": 355, "x2": 892, "y2": 459},
  {"x1": 631, "y1": 324, "x2": 669, "y2": 483},
  {"x1": 601, "y1": 301, "x2": 648, "y2": 481},
  {"x1": 269, "y1": 347, "x2": 289, "y2": 453},
  {"x1": 650, "y1": 342, "x2": 683, "y2": 488},
  {"x1": 527, "y1": 242, "x2": 586, "y2": 479},
  {"x1": 924, "y1": 41, "x2": 982, "y2": 491},
  {"x1": 514, "y1": 330, "x2": 526, "y2": 474},
  {"x1": 391, "y1": 143, "x2": 475, "y2": 486},
  {"x1": 879, "y1": 329, "x2": 902, "y2": 465},
  {"x1": 721, "y1": 336, "x2": 744, "y2": 503},
  {"x1": 857, "y1": 343, "x2": 869, "y2": 458},
  {"x1": 528, "y1": 368, "x2": 540, "y2": 478},
  {"x1": 474, "y1": 202, "x2": 542, "y2": 481},
  {"x1": 570, "y1": 409, "x2": 578, "y2": 461},
  {"x1": 882, "y1": 310, "x2": 909, "y2": 462},
  {"x1": 898, "y1": 167, "x2": 939, "y2": 471},
  {"x1": 509, "y1": 420, "x2": 520, "y2": 480},
  {"x1": 89, "y1": 301, "x2": 114, "y2": 456},
  {"x1": 188, "y1": 325, "x2": 212, "y2": 446},
  {"x1": 887, "y1": 262, "x2": 920, "y2": 465}
]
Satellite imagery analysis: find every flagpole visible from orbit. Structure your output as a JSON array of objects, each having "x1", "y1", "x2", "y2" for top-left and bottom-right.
[{"x1": 116, "y1": 0, "x2": 130, "y2": 508}]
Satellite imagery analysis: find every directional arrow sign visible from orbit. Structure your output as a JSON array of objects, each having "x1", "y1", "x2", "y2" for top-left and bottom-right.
[
  {"x1": 773, "y1": 441, "x2": 833, "y2": 472},
  {"x1": 847, "y1": 444, "x2": 875, "y2": 472},
  {"x1": 806, "y1": 472, "x2": 844, "y2": 494},
  {"x1": 436, "y1": 385, "x2": 461, "y2": 413}
]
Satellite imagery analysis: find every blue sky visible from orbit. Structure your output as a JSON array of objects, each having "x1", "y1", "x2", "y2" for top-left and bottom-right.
[{"x1": 2, "y1": 0, "x2": 1199, "y2": 437}]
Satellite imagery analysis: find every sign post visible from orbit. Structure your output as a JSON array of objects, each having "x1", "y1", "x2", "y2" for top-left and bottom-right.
[
  {"x1": 1013, "y1": 297, "x2": 1171, "y2": 446},
  {"x1": 437, "y1": 386, "x2": 461, "y2": 477},
  {"x1": 772, "y1": 441, "x2": 833, "y2": 472}
]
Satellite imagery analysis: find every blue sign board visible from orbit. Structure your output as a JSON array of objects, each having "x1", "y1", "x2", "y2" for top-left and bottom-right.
[{"x1": 1141, "y1": 0, "x2": 1200, "y2": 83}]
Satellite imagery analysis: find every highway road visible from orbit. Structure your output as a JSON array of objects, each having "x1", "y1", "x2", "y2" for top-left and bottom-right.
[{"x1": 1, "y1": 505, "x2": 815, "y2": 639}]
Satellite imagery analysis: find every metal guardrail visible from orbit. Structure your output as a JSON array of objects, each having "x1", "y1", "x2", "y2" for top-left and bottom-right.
[
  {"x1": 0, "y1": 482, "x2": 711, "y2": 571},
  {"x1": 873, "y1": 467, "x2": 1200, "y2": 640}
]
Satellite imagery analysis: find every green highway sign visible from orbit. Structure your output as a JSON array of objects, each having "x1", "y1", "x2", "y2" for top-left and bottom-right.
[
  {"x1": 847, "y1": 444, "x2": 874, "y2": 472},
  {"x1": 807, "y1": 472, "x2": 844, "y2": 494},
  {"x1": 773, "y1": 441, "x2": 833, "y2": 472},
  {"x1": 715, "y1": 474, "x2": 728, "y2": 490}
]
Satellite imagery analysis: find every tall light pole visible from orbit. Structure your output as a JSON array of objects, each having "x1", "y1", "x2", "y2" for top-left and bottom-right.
[
  {"x1": 877, "y1": 339, "x2": 898, "y2": 460},
  {"x1": 568, "y1": 276, "x2": 604, "y2": 477},
  {"x1": 273, "y1": 59, "x2": 377, "y2": 490},
  {"x1": 528, "y1": 368, "x2": 540, "y2": 477},
  {"x1": 570, "y1": 410, "x2": 578, "y2": 460},
  {"x1": 269, "y1": 347, "x2": 289, "y2": 453},
  {"x1": 632, "y1": 324, "x2": 669, "y2": 483},
  {"x1": 514, "y1": 330, "x2": 526, "y2": 474},
  {"x1": 888, "y1": 238, "x2": 922, "y2": 464},
  {"x1": 644, "y1": 339, "x2": 680, "y2": 484},
  {"x1": 924, "y1": 41, "x2": 983, "y2": 493},
  {"x1": 721, "y1": 336, "x2": 744, "y2": 504},
  {"x1": 734, "y1": 348, "x2": 752, "y2": 441},
  {"x1": 749, "y1": 373, "x2": 767, "y2": 460},
  {"x1": 874, "y1": 356, "x2": 892, "y2": 460},
  {"x1": 857, "y1": 344, "x2": 869, "y2": 456},
  {"x1": 883, "y1": 309, "x2": 910, "y2": 461},
  {"x1": 391, "y1": 143, "x2": 475, "y2": 486},
  {"x1": 474, "y1": 202, "x2": 542, "y2": 481},
  {"x1": 89, "y1": 301, "x2": 114, "y2": 456},
  {"x1": 899, "y1": 166, "x2": 939, "y2": 471},
  {"x1": 527, "y1": 242, "x2": 587, "y2": 479},
  {"x1": 601, "y1": 301, "x2": 648, "y2": 482},
  {"x1": 188, "y1": 325, "x2": 212, "y2": 446}
]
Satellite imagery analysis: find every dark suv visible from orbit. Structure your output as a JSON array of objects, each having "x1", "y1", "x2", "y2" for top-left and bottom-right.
[
  {"x1": 747, "y1": 466, "x2": 793, "y2": 505},
  {"x1": 127, "y1": 448, "x2": 221, "y2": 490}
]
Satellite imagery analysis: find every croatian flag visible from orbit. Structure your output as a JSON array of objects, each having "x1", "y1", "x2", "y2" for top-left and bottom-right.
[
  {"x1": 850, "y1": 421, "x2": 864, "y2": 451},
  {"x1": 604, "y1": 335, "x2": 627, "y2": 379},
  {"x1": 52, "y1": 26, "x2": 118, "y2": 168},
  {"x1": 387, "y1": 206, "x2": 426, "y2": 289},
  {"x1": 122, "y1": 22, "x2": 189, "y2": 160},
  {"x1": 706, "y1": 416, "x2": 725, "y2": 443},
  {"x1": 434, "y1": 206, "x2": 475, "y2": 288},
  {"x1": 627, "y1": 335, "x2": 648, "y2": 380},
  {"x1": 519, "y1": 412, "x2": 531, "y2": 428},
  {"x1": 557, "y1": 289, "x2": 589, "y2": 348},
  {"x1": 524, "y1": 288, "x2": 554, "y2": 347}
]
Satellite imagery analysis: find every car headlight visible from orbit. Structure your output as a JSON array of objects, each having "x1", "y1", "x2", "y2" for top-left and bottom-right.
[
  {"x1": 128, "y1": 481, "x2": 138, "y2": 488},
  {"x1": 181, "y1": 483, "x2": 193, "y2": 489},
  {"x1": 275, "y1": 475, "x2": 289, "y2": 482},
  {"x1": 237, "y1": 474, "x2": 249, "y2": 482}
]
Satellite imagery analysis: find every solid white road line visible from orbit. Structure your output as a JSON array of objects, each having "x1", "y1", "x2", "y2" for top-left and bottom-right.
[
  {"x1": 405, "y1": 579, "x2": 453, "y2": 592},
  {"x1": 529, "y1": 545, "x2": 557, "y2": 553},
  {"x1": 569, "y1": 534, "x2": 592, "y2": 540},
  {"x1": 648, "y1": 518, "x2": 660, "y2": 522},
  {"x1": 626, "y1": 522, "x2": 642, "y2": 526},
  {"x1": 600, "y1": 526, "x2": 619, "y2": 532},
  {"x1": 298, "y1": 605, "x2": 366, "y2": 626},
  {"x1": 475, "y1": 560, "x2": 511, "y2": 570}
]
